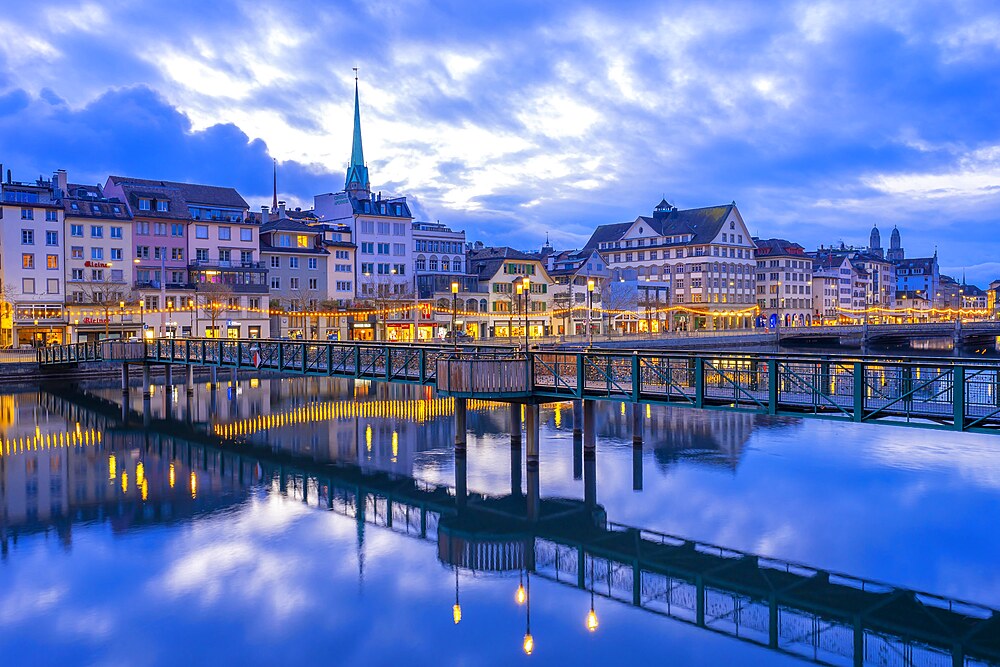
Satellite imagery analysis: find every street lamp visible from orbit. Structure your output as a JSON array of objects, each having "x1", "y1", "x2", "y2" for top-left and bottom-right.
[
  {"x1": 120, "y1": 300, "x2": 125, "y2": 337},
  {"x1": 522, "y1": 276, "x2": 530, "y2": 348},
  {"x1": 515, "y1": 283, "x2": 523, "y2": 341},
  {"x1": 587, "y1": 279, "x2": 595, "y2": 347},
  {"x1": 451, "y1": 281, "x2": 459, "y2": 352}
]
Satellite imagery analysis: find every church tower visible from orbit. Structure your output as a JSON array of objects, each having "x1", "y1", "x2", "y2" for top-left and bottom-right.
[
  {"x1": 887, "y1": 225, "x2": 904, "y2": 262},
  {"x1": 344, "y1": 73, "x2": 371, "y2": 198},
  {"x1": 869, "y1": 223, "x2": 882, "y2": 258}
]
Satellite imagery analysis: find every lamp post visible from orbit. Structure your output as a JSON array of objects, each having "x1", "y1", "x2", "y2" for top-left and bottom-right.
[
  {"x1": 159, "y1": 246, "x2": 166, "y2": 337},
  {"x1": 587, "y1": 279, "x2": 595, "y2": 347},
  {"x1": 119, "y1": 300, "x2": 125, "y2": 338},
  {"x1": 515, "y1": 283, "x2": 523, "y2": 341},
  {"x1": 522, "y1": 276, "x2": 530, "y2": 348},
  {"x1": 451, "y1": 281, "x2": 459, "y2": 352}
]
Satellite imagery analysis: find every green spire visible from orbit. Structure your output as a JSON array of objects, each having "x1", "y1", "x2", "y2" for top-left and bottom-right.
[{"x1": 345, "y1": 72, "x2": 370, "y2": 194}]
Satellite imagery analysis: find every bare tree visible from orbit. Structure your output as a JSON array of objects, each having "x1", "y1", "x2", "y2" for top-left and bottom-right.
[
  {"x1": 79, "y1": 276, "x2": 134, "y2": 337},
  {"x1": 600, "y1": 282, "x2": 637, "y2": 335},
  {"x1": 198, "y1": 282, "x2": 234, "y2": 337}
]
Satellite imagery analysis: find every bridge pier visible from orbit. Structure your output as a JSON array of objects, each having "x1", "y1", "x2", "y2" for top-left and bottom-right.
[
  {"x1": 186, "y1": 365, "x2": 194, "y2": 396},
  {"x1": 583, "y1": 400, "x2": 596, "y2": 452},
  {"x1": 510, "y1": 436, "x2": 522, "y2": 497},
  {"x1": 210, "y1": 366, "x2": 218, "y2": 390},
  {"x1": 164, "y1": 364, "x2": 173, "y2": 387},
  {"x1": 509, "y1": 403, "x2": 521, "y2": 447},
  {"x1": 525, "y1": 404, "x2": 539, "y2": 468},
  {"x1": 454, "y1": 398, "x2": 467, "y2": 451},
  {"x1": 573, "y1": 429, "x2": 583, "y2": 480},
  {"x1": 584, "y1": 447, "x2": 596, "y2": 509},
  {"x1": 121, "y1": 365, "x2": 129, "y2": 396},
  {"x1": 526, "y1": 453, "x2": 540, "y2": 523},
  {"x1": 230, "y1": 367, "x2": 238, "y2": 390},
  {"x1": 632, "y1": 403, "x2": 643, "y2": 446},
  {"x1": 572, "y1": 399, "x2": 583, "y2": 437}
]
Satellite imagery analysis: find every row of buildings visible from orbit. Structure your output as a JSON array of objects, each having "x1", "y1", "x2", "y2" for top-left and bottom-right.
[{"x1": 1, "y1": 80, "x2": 992, "y2": 346}]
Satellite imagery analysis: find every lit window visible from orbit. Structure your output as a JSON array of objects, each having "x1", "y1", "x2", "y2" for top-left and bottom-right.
[{"x1": 296, "y1": 235, "x2": 309, "y2": 248}]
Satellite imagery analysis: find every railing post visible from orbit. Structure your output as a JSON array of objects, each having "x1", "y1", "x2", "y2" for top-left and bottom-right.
[
  {"x1": 418, "y1": 348, "x2": 426, "y2": 384},
  {"x1": 385, "y1": 347, "x2": 392, "y2": 381},
  {"x1": 767, "y1": 359, "x2": 778, "y2": 415},
  {"x1": 278, "y1": 341, "x2": 284, "y2": 371},
  {"x1": 853, "y1": 362, "x2": 865, "y2": 422},
  {"x1": 327, "y1": 344, "x2": 334, "y2": 376},
  {"x1": 354, "y1": 345, "x2": 361, "y2": 378},
  {"x1": 694, "y1": 357, "x2": 704, "y2": 409},
  {"x1": 576, "y1": 353, "x2": 585, "y2": 398},
  {"x1": 301, "y1": 342, "x2": 307, "y2": 374},
  {"x1": 953, "y1": 365, "x2": 965, "y2": 431}
]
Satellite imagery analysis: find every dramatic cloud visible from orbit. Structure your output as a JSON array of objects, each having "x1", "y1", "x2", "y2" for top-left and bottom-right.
[{"x1": 1, "y1": 0, "x2": 999, "y2": 281}]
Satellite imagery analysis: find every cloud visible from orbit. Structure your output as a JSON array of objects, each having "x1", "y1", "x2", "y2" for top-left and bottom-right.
[{"x1": 0, "y1": 0, "x2": 999, "y2": 279}]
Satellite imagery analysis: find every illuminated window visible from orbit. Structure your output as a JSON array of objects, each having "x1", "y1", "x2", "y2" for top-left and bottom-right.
[
  {"x1": 296, "y1": 235, "x2": 309, "y2": 248},
  {"x1": 47, "y1": 255, "x2": 58, "y2": 269},
  {"x1": 22, "y1": 254, "x2": 34, "y2": 269}
]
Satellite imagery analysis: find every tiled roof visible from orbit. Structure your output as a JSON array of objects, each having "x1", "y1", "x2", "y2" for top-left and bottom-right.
[
  {"x1": 583, "y1": 204, "x2": 735, "y2": 250},
  {"x1": 62, "y1": 184, "x2": 131, "y2": 220},
  {"x1": 753, "y1": 238, "x2": 807, "y2": 257},
  {"x1": 109, "y1": 175, "x2": 248, "y2": 209},
  {"x1": 260, "y1": 217, "x2": 319, "y2": 234}
]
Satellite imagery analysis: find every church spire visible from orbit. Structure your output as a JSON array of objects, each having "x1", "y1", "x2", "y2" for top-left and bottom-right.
[{"x1": 345, "y1": 68, "x2": 370, "y2": 196}]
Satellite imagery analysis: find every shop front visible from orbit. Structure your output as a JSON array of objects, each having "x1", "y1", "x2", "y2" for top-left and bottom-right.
[
  {"x1": 386, "y1": 323, "x2": 413, "y2": 342},
  {"x1": 14, "y1": 304, "x2": 67, "y2": 347},
  {"x1": 72, "y1": 315, "x2": 142, "y2": 343},
  {"x1": 351, "y1": 322, "x2": 375, "y2": 341}
]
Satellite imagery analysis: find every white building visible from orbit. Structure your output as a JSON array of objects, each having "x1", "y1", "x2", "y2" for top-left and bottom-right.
[{"x1": 753, "y1": 238, "x2": 813, "y2": 327}]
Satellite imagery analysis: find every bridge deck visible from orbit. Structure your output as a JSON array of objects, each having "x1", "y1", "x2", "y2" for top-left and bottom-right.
[{"x1": 37, "y1": 338, "x2": 1000, "y2": 433}]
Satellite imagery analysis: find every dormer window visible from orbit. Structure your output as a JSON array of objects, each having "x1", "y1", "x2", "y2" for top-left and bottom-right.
[
  {"x1": 157, "y1": 200, "x2": 168, "y2": 212},
  {"x1": 70, "y1": 202, "x2": 79, "y2": 210},
  {"x1": 138, "y1": 198, "x2": 151, "y2": 211},
  {"x1": 730, "y1": 221, "x2": 735, "y2": 229}
]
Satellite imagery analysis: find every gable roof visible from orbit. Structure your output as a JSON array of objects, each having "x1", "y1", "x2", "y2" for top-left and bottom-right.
[
  {"x1": 583, "y1": 204, "x2": 737, "y2": 250},
  {"x1": 108, "y1": 176, "x2": 248, "y2": 210}
]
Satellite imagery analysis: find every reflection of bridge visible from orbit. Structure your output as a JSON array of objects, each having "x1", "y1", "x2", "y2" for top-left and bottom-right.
[
  {"x1": 31, "y1": 389, "x2": 1000, "y2": 667},
  {"x1": 35, "y1": 339, "x2": 1000, "y2": 433}
]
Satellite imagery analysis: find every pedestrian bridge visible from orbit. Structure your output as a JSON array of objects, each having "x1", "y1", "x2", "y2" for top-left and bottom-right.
[{"x1": 37, "y1": 338, "x2": 1000, "y2": 433}]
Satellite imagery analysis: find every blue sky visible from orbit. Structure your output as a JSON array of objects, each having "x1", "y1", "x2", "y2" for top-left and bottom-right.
[{"x1": 1, "y1": 1, "x2": 999, "y2": 282}]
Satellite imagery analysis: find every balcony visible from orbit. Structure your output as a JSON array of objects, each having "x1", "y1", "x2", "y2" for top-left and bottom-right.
[
  {"x1": 134, "y1": 280, "x2": 194, "y2": 291},
  {"x1": 194, "y1": 282, "x2": 268, "y2": 295},
  {"x1": 189, "y1": 260, "x2": 264, "y2": 270}
]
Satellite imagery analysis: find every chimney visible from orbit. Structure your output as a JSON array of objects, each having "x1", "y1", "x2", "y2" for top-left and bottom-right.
[
  {"x1": 53, "y1": 169, "x2": 68, "y2": 194},
  {"x1": 261, "y1": 205, "x2": 269, "y2": 221},
  {"x1": 278, "y1": 200, "x2": 286, "y2": 217}
]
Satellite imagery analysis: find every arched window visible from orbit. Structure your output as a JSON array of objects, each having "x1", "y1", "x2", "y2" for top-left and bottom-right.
[
  {"x1": 466, "y1": 298, "x2": 478, "y2": 312},
  {"x1": 453, "y1": 256, "x2": 463, "y2": 272},
  {"x1": 479, "y1": 298, "x2": 488, "y2": 312},
  {"x1": 429, "y1": 256, "x2": 439, "y2": 271},
  {"x1": 415, "y1": 255, "x2": 426, "y2": 271},
  {"x1": 442, "y1": 258, "x2": 451, "y2": 272}
]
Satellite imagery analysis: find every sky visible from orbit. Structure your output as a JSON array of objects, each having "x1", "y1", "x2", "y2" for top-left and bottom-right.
[{"x1": 1, "y1": 0, "x2": 999, "y2": 283}]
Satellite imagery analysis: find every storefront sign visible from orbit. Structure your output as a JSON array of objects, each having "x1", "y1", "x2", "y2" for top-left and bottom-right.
[
  {"x1": 82, "y1": 317, "x2": 110, "y2": 325},
  {"x1": 84, "y1": 261, "x2": 113, "y2": 268}
]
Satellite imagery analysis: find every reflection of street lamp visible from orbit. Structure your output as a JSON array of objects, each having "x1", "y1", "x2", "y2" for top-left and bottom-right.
[
  {"x1": 451, "y1": 281, "x2": 459, "y2": 352},
  {"x1": 522, "y1": 570, "x2": 533, "y2": 655},
  {"x1": 586, "y1": 558, "x2": 599, "y2": 632},
  {"x1": 587, "y1": 279, "x2": 595, "y2": 347},
  {"x1": 452, "y1": 567, "x2": 461, "y2": 625}
]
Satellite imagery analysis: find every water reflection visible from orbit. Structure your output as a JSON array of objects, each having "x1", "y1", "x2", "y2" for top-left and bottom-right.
[{"x1": 2, "y1": 379, "x2": 1000, "y2": 666}]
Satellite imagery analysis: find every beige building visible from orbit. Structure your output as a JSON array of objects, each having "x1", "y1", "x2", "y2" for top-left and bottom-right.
[
  {"x1": 584, "y1": 200, "x2": 757, "y2": 331},
  {"x1": 465, "y1": 245, "x2": 555, "y2": 339},
  {"x1": 753, "y1": 238, "x2": 813, "y2": 327}
]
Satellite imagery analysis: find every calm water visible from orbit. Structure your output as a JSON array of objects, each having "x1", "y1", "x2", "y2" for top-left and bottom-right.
[{"x1": 2, "y1": 375, "x2": 1000, "y2": 666}]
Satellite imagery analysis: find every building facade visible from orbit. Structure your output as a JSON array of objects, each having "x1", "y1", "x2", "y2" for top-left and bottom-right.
[
  {"x1": 260, "y1": 217, "x2": 330, "y2": 338},
  {"x1": 466, "y1": 246, "x2": 554, "y2": 339},
  {"x1": 753, "y1": 238, "x2": 813, "y2": 327},
  {"x1": 584, "y1": 200, "x2": 757, "y2": 331}
]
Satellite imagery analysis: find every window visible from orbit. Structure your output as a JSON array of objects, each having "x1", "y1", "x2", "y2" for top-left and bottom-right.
[
  {"x1": 21, "y1": 229, "x2": 33, "y2": 245},
  {"x1": 47, "y1": 255, "x2": 58, "y2": 269},
  {"x1": 44, "y1": 231, "x2": 58, "y2": 246},
  {"x1": 139, "y1": 199, "x2": 151, "y2": 211},
  {"x1": 156, "y1": 200, "x2": 168, "y2": 212},
  {"x1": 219, "y1": 249, "x2": 231, "y2": 262},
  {"x1": 22, "y1": 278, "x2": 34, "y2": 294},
  {"x1": 360, "y1": 220, "x2": 374, "y2": 234},
  {"x1": 71, "y1": 269, "x2": 84, "y2": 280},
  {"x1": 241, "y1": 250, "x2": 253, "y2": 264},
  {"x1": 289, "y1": 257, "x2": 299, "y2": 269},
  {"x1": 107, "y1": 226, "x2": 122, "y2": 239},
  {"x1": 196, "y1": 248, "x2": 208, "y2": 262},
  {"x1": 71, "y1": 246, "x2": 83, "y2": 260},
  {"x1": 21, "y1": 208, "x2": 33, "y2": 220},
  {"x1": 171, "y1": 248, "x2": 184, "y2": 261},
  {"x1": 71, "y1": 224, "x2": 83, "y2": 237},
  {"x1": 377, "y1": 243, "x2": 390, "y2": 254},
  {"x1": 218, "y1": 227, "x2": 231, "y2": 240},
  {"x1": 47, "y1": 278, "x2": 59, "y2": 294},
  {"x1": 171, "y1": 223, "x2": 184, "y2": 237},
  {"x1": 135, "y1": 221, "x2": 149, "y2": 235},
  {"x1": 22, "y1": 254, "x2": 34, "y2": 269},
  {"x1": 271, "y1": 277, "x2": 281, "y2": 289},
  {"x1": 153, "y1": 222, "x2": 167, "y2": 236},
  {"x1": 360, "y1": 262, "x2": 374, "y2": 274},
  {"x1": 195, "y1": 225, "x2": 209, "y2": 239},
  {"x1": 393, "y1": 243, "x2": 405, "y2": 256},
  {"x1": 393, "y1": 264, "x2": 406, "y2": 275},
  {"x1": 361, "y1": 242, "x2": 374, "y2": 254},
  {"x1": 240, "y1": 228, "x2": 253, "y2": 242},
  {"x1": 270, "y1": 256, "x2": 280, "y2": 268},
  {"x1": 111, "y1": 269, "x2": 123, "y2": 281},
  {"x1": 336, "y1": 281, "x2": 352, "y2": 291},
  {"x1": 91, "y1": 248, "x2": 103, "y2": 260},
  {"x1": 154, "y1": 247, "x2": 164, "y2": 260},
  {"x1": 296, "y1": 235, "x2": 308, "y2": 248},
  {"x1": 45, "y1": 210, "x2": 58, "y2": 222},
  {"x1": 91, "y1": 269, "x2": 104, "y2": 281},
  {"x1": 308, "y1": 258, "x2": 317, "y2": 270},
  {"x1": 248, "y1": 297, "x2": 261, "y2": 310},
  {"x1": 290, "y1": 278, "x2": 299, "y2": 289},
  {"x1": 309, "y1": 278, "x2": 318, "y2": 290},
  {"x1": 377, "y1": 222, "x2": 390, "y2": 235},
  {"x1": 136, "y1": 245, "x2": 150, "y2": 259}
]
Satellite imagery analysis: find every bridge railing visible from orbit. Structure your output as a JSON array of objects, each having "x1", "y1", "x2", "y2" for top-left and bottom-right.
[{"x1": 36, "y1": 341, "x2": 104, "y2": 365}]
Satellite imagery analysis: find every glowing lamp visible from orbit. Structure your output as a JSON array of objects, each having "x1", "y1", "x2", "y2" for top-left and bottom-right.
[
  {"x1": 522, "y1": 633, "x2": 534, "y2": 655},
  {"x1": 586, "y1": 608, "x2": 599, "y2": 632},
  {"x1": 452, "y1": 603, "x2": 462, "y2": 624},
  {"x1": 515, "y1": 583, "x2": 527, "y2": 606}
]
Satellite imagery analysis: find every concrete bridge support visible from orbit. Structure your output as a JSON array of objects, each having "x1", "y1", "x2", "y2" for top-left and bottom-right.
[
  {"x1": 455, "y1": 449, "x2": 468, "y2": 509},
  {"x1": 510, "y1": 435, "x2": 522, "y2": 497},
  {"x1": 186, "y1": 365, "x2": 195, "y2": 396},
  {"x1": 583, "y1": 400, "x2": 596, "y2": 452},
  {"x1": 525, "y1": 404, "x2": 539, "y2": 468},
  {"x1": 141, "y1": 364, "x2": 152, "y2": 427},
  {"x1": 230, "y1": 367, "x2": 238, "y2": 389},
  {"x1": 121, "y1": 364, "x2": 129, "y2": 396},
  {"x1": 509, "y1": 403, "x2": 521, "y2": 447},
  {"x1": 210, "y1": 366, "x2": 218, "y2": 390},
  {"x1": 572, "y1": 399, "x2": 583, "y2": 437},
  {"x1": 454, "y1": 398, "x2": 467, "y2": 452},
  {"x1": 164, "y1": 364, "x2": 173, "y2": 387},
  {"x1": 526, "y1": 453, "x2": 540, "y2": 523},
  {"x1": 584, "y1": 448, "x2": 597, "y2": 509},
  {"x1": 633, "y1": 443, "x2": 643, "y2": 491}
]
